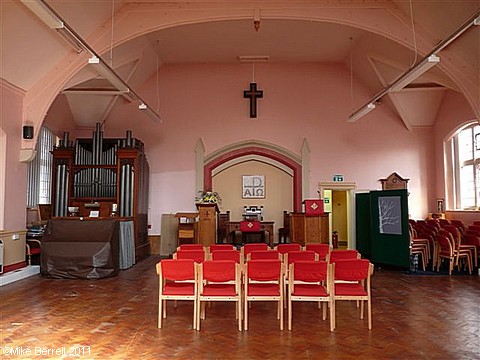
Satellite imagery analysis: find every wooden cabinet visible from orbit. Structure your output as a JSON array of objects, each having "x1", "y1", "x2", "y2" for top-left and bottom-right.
[
  {"x1": 175, "y1": 212, "x2": 198, "y2": 246},
  {"x1": 290, "y1": 213, "x2": 329, "y2": 246},
  {"x1": 196, "y1": 204, "x2": 218, "y2": 247}
]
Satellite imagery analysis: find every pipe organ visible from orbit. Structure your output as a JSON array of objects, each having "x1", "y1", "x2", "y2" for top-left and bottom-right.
[{"x1": 51, "y1": 124, "x2": 150, "y2": 261}]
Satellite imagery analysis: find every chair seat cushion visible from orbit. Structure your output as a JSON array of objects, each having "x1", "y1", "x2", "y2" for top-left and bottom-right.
[
  {"x1": 164, "y1": 282, "x2": 195, "y2": 295},
  {"x1": 335, "y1": 283, "x2": 367, "y2": 296},
  {"x1": 292, "y1": 284, "x2": 328, "y2": 297},
  {"x1": 247, "y1": 283, "x2": 280, "y2": 296},
  {"x1": 202, "y1": 284, "x2": 237, "y2": 296}
]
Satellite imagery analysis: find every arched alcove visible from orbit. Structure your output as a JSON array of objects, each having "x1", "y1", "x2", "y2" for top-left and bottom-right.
[{"x1": 198, "y1": 139, "x2": 307, "y2": 212}]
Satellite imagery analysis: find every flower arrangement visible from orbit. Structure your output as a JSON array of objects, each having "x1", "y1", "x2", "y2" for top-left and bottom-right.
[{"x1": 196, "y1": 190, "x2": 222, "y2": 205}]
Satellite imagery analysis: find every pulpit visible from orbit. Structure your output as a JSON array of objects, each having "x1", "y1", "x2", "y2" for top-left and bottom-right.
[
  {"x1": 196, "y1": 203, "x2": 218, "y2": 247},
  {"x1": 290, "y1": 213, "x2": 329, "y2": 246}
]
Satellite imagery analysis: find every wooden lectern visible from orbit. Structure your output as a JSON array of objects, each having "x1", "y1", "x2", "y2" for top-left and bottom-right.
[{"x1": 196, "y1": 203, "x2": 218, "y2": 247}]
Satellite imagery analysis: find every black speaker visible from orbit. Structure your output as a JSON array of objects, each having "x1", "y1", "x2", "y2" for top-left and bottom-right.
[{"x1": 23, "y1": 126, "x2": 34, "y2": 139}]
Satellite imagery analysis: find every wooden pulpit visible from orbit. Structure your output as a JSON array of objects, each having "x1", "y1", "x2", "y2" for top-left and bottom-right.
[{"x1": 196, "y1": 203, "x2": 219, "y2": 247}]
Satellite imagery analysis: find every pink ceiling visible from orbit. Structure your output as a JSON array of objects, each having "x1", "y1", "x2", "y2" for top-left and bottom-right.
[{"x1": 1, "y1": 0, "x2": 479, "y2": 132}]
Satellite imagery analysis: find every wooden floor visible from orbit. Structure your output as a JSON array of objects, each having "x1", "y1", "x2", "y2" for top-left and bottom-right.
[{"x1": 1, "y1": 256, "x2": 479, "y2": 360}]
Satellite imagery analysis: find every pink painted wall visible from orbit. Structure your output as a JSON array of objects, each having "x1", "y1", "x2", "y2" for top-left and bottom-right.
[
  {"x1": 103, "y1": 63, "x2": 438, "y2": 233},
  {"x1": 0, "y1": 80, "x2": 28, "y2": 230}
]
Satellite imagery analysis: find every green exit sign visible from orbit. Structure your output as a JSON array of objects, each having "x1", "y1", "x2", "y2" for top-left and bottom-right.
[{"x1": 333, "y1": 174, "x2": 344, "y2": 182}]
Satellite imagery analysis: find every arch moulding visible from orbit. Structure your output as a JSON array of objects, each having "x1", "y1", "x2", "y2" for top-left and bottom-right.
[{"x1": 197, "y1": 139, "x2": 307, "y2": 212}]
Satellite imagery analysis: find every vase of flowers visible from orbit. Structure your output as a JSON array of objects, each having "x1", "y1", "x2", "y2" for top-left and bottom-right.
[{"x1": 196, "y1": 191, "x2": 222, "y2": 205}]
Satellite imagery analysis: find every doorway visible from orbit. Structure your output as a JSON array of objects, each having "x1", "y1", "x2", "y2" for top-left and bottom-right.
[{"x1": 319, "y1": 181, "x2": 356, "y2": 249}]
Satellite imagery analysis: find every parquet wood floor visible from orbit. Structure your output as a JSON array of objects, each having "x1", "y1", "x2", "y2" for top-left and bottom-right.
[{"x1": 1, "y1": 255, "x2": 479, "y2": 360}]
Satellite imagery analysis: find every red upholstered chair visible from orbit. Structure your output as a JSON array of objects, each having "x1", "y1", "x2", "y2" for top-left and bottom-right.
[
  {"x1": 288, "y1": 260, "x2": 334, "y2": 331},
  {"x1": 333, "y1": 259, "x2": 374, "y2": 330},
  {"x1": 329, "y1": 249, "x2": 360, "y2": 263},
  {"x1": 444, "y1": 225, "x2": 477, "y2": 268},
  {"x1": 211, "y1": 249, "x2": 244, "y2": 270},
  {"x1": 156, "y1": 259, "x2": 198, "y2": 329},
  {"x1": 283, "y1": 250, "x2": 318, "y2": 308},
  {"x1": 177, "y1": 244, "x2": 205, "y2": 251},
  {"x1": 305, "y1": 243, "x2": 332, "y2": 261},
  {"x1": 241, "y1": 243, "x2": 269, "y2": 259},
  {"x1": 247, "y1": 250, "x2": 282, "y2": 261},
  {"x1": 197, "y1": 260, "x2": 242, "y2": 331},
  {"x1": 209, "y1": 244, "x2": 235, "y2": 252},
  {"x1": 26, "y1": 239, "x2": 41, "y2": 265},
  {"x1": 244, "y1": 259, "x2": 284, "y2": 330},
  {"x1": 174, "y1": 249, "x2": 206, "y2": 263},
  {"x1": 436, "y1": 234, "x2": 472, "y2": 275},
  {"x1": 275, "y1": 243, "x2": 302, "y2": 256},
  {"x1": 285, "y1": 250, "x2": 317, "y2": 264}
]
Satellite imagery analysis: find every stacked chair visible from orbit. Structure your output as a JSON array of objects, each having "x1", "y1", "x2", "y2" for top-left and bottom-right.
[
  {"x1": 156, "y1": 243, "x2": 375, "y2": 331},
  {"x1": 409, "y1": 217, "x2": 479, "y2": 274}
]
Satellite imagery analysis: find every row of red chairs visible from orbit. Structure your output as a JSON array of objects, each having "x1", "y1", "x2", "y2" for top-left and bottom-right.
[
  {"x1": 157, "y1": 254, "x2": 373, "y2": 332},
  {"x1": 175, "y1": 242, "x2": 359, "y2": 264},
  {"x1": 410, "y1": 221, "x2": 477, "y2": 274}
]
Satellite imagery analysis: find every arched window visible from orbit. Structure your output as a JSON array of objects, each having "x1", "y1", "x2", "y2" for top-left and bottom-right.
[{"x1": 446, "y1": 122, "x2": 480, "y2": 210}]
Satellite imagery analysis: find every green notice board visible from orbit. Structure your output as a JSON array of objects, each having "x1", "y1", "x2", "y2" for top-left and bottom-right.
[
  {"x1": 369, "y1": 189, "x2": 410, "y2": 268},
  {"x1": 355, "y1": 189, "x2": 410, "y2": 268}
]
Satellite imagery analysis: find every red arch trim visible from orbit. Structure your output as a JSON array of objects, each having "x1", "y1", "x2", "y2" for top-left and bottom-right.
[{"x1": 204, "y1": 146, "x2": 302, "y2": 212}]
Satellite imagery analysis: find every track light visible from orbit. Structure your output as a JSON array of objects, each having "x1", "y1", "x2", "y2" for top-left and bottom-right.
[
  {"x1": 348, "y1": 103, "x2": 376, "y2": 123},
  {"x1": 88, "y1": 56, "x2": 129, "y2": 92},
  {"x1": 21, "y1": 0, "x2": 162, "y2": 123},
  {"x1": 20, "y1": 0, "x2": 63, "y2": 29},
  {"x1": 389, "y1": 55, "x2": 440, "y2": 92}
]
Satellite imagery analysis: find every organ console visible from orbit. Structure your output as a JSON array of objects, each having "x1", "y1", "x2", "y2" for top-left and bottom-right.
[{"x1": 50, "y1": 123, "x2": 150, "y2": 262}]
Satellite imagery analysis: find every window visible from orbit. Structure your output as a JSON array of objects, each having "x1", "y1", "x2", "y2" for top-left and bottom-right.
[
  {"x1": 448, "y1": 123, "x2": 480, "y2": 210},
  {"x1": 26, "y1": 127, "x2": 57, "y2": 207}
]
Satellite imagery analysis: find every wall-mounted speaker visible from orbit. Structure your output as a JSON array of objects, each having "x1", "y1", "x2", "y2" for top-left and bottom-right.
[{"x1": 23, "y1": 126, "x2": 34, "y2": 139}]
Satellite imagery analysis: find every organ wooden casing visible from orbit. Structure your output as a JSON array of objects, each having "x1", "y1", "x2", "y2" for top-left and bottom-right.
[{"x1": 51, "y1": 124, "x2": 149, "y2": 262}]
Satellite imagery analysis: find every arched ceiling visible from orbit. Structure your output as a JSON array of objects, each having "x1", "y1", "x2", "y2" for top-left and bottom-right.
[{"x1": 1, "y1": 0, "x2": 479, "y2": 133}]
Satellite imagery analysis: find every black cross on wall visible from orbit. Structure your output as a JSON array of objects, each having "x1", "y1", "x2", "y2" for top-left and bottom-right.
[{"x1": 243, "y1": 83, "x2": 263, "y2": 118}]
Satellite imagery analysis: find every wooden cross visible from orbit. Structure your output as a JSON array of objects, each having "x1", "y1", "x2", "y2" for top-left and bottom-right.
[{"x1": 243, "y1": 83, "x2": 263, "y2": 118}]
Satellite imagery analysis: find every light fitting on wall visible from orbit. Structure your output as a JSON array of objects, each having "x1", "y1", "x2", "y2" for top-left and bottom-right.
[{"x1": 20, "y1": 0, "x2": 161, "y2": 123}]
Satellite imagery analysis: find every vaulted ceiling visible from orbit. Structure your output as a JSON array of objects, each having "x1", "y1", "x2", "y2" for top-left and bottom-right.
[{"x1": 1, "y1": 1, "x2": 479, "y2": 131}]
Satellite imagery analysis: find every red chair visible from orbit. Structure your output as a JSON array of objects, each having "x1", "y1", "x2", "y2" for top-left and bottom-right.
[
  {"x1": 333, "y1": 259, "x2": 374, "y2": 329},
  {"x1": 156, "y1": 259, "x2": 198, "y2": 329},
  {"x1": 211, "y1": 249, "x2": 244, "y2": 269},
  {"x1": 285, "y1": 250, "x2": 317, "y2": 264},
  {"x1": 197, "y1": 260, "x2": 242, "y2": 331},
  {"x1": 244, "y1": 259, "x2": 284, "y2": 330},
  {"x1": 283, "y1": 250, "x2": 318, "y2": 307},
  {"x1": 436, "y1": 235, "x2": 471, "y2": 275},
  {"x1": 305, "y1": 243, "x2": 332, "y2": 261},
  {"x1": 287, "y1": 260, "x2": 334, "y2": 331},
  {"x1": 174, "y1": 249, "x2": 206, "y2": 263},
  {"x1": 177, "y1": 244, "x2": 205, "y2": 251},
  {"x1": 275, "y1": 243, "x2": 302, "y2": 255},
  {"x1": 241, "y1": 243, "x2": 269, "y2": 259},
  {"x1": 247, "y1": 250, "x2": 282, "y2": 261},
  {"x1": 329, "y1": 249, "x2": 360, "y2": 263},
  {"x1": 444, "y1": 225, "x2": 477, "y2": 267},
  {"x1": 209, "y1": 244, "x2": 235, "y2": 252}
]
